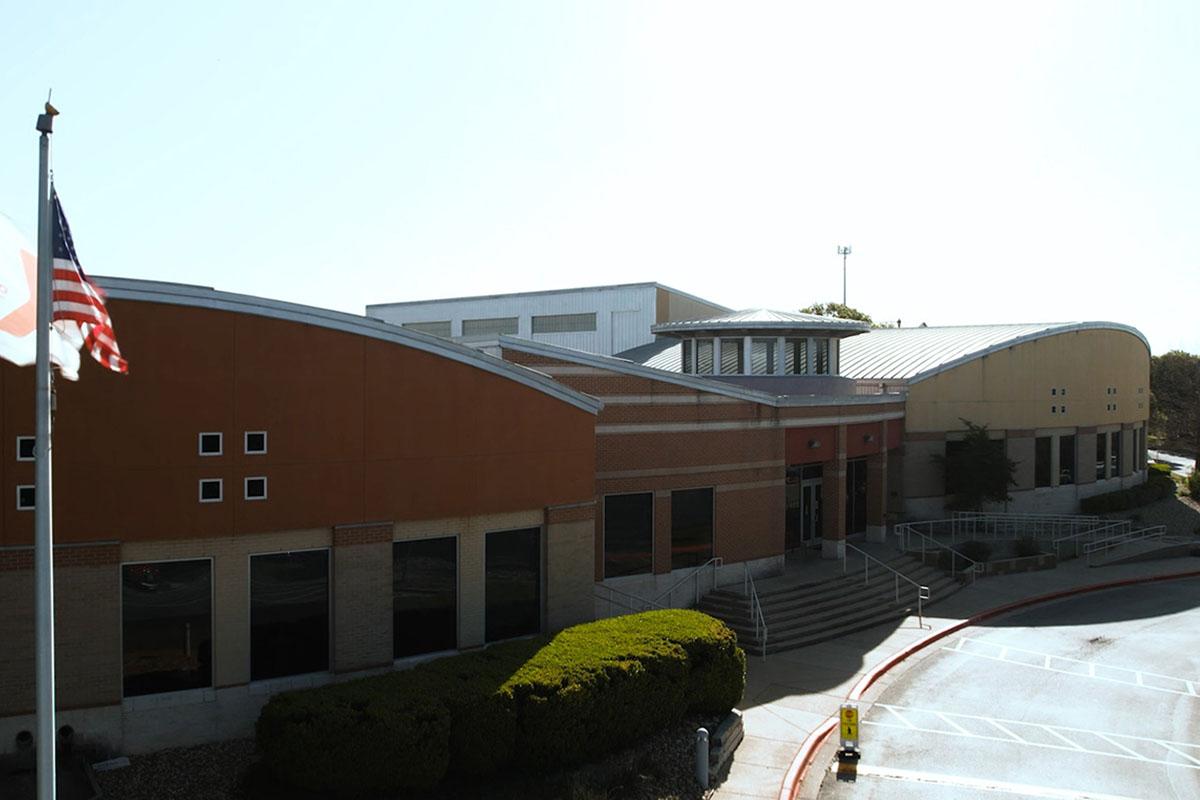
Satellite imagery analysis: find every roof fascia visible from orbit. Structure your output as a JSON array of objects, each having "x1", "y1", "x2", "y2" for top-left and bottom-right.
[
  {"x1": 364, "y1": 281, "x2": 662, "y2": 311},
  {"x1": 94, "y1": 277, "x2": 603, "y2": 416}
]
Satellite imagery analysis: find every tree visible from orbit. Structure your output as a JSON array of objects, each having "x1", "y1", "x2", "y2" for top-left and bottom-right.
[
  {"x1": 1150, "y1": 350, "x2": 1200, "y2": 456},
  {"x1": 931, "y1": 419, "x2": 1018, "y2": 511},
  {"x1": 799, "y1": 302, "x2": 895, "y2": 328}
]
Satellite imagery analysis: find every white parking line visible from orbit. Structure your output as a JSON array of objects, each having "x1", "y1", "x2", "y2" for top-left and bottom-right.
[
  {"x1": 844, "y1": 763, "x2": 1146, "y2": 799},
  {"x1": 944, "y1": 636, "x2": 1198, "y2": 698},
  {"x1": 867, "y1": 703, "x2": 1200, "y2": 771}
]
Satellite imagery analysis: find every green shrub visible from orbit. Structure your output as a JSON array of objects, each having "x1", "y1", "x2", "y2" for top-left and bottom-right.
[
  {"x1": 1081, "y1": 473, "x2": 1175, "y2": 515},
  {"x1": 256, "y1": 609, "x2": 745, "y2": 793},
  {"x1": 255, "y1": 677, "x2": 452, "y2": 795},
  {"x1": 1189, "y1": 468, "x2": 1200, "y2": 498},
  {"x1": 959, "y1": 540, "x2": 993, "y2": 564},
  {"x1": 1014, "y1": 536, "x2": 1041, "y2": 558}
]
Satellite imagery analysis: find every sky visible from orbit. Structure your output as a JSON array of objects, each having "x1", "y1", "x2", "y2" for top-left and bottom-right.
[{"x1": 2, "y1": 1, "x2": 1197, "y2": 354}]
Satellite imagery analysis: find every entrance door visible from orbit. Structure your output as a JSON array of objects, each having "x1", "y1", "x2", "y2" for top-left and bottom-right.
[{"x1": 801, "y1": 479, "x2": 822, "y2": 544}]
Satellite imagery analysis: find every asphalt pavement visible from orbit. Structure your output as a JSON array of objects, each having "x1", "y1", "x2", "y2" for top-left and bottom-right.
[{"x1": 710, "y1": 548, "x2": 1200, "y2": 800}]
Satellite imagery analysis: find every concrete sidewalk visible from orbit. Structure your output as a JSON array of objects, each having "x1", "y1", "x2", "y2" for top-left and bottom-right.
[{"x1": 710, "y1": 553, "x2": 1200, "y2": 800}]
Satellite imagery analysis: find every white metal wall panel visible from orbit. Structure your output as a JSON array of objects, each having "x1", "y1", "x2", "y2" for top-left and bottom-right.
[{"x1": 366, "y1": 285, "x2": 661, "y2": 356}]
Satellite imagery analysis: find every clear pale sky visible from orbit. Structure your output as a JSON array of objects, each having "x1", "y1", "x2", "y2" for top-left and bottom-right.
[{"x1": 2, "y1": 1, "x2": 1197, "y2": 354}]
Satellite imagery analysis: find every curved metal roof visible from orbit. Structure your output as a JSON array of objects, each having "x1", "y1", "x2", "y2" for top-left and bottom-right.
[
  {"x1": 92, "y1": 276, "x2": 603, "y2": 415},
  {"x1": 651, "y1": 308, "x2": 870, "y2": 337},
  {"x1": 839, "y1": 322, "x2": 1150, "y2": 382}
]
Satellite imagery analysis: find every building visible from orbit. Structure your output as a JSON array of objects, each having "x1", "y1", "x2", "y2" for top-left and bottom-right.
[
  {"x1": 365, "y1": 282, "x2": 729, "y2": 356},
  {"x1": 0, "y1": 278, "x2": 600, "y2": 754},
  {"x1": 0, "y1": 278, "x2": 1151, "y2": 756}
]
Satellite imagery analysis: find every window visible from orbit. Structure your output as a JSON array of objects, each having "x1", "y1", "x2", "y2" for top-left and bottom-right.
[
  {"x1": 485, "y1": 527, "x2": 541, "y2": 642},
  {"x1": 198, "y1": 432, "x2": 222, "y2": 456},
  {"x1": 1111, "y1": 431, "x2": 1121, "y2": 476},
  {"x1": 696, "y1": 338, "x2": 714, "y2": 374},
  {"x1": 394, "y1": 537, "x2": 457, "y2": 658},
  {"x1": 1059, "y1": 435, "x2": 1075, "y2": 485},
  {"x1": 244, "y1": 431, "x2": 267, "y2": 454},
  {"x1": 122, "y1": 559, "x2": 212, "y2": 697},
  {"x1": 750, "y1": 339, "x2": 776, "y2": 375},
  {"x1": 461, "y1": 317, "x2": 518, "y2": 338},
  {"x1": 814, "y1": 339, "x2": 830, "y2": 374},
  {"x1": 244, "y1": 477, "x2": 267, "y2": 500},
  {"x1": 1051, "y1": 406, "x2": 1057, "y2": 414},
  {"x1": 250, "y1": 550, "x2": 329, "y2": 681},
  {"x1": 784, "y1": 338, "x2": 809, "y2": 375},
  {"x1": 1051, "y1": 388, "x2": 1056, "y2": 396},
  {"x1": 1096, "y1": 434, "x2": 1107, "y2": 478},
  {"x1": 671, "y1": 488, "x2": 713, "y2": 570},
  {"x1": 531, "y1": 312, "x2": 596, "y2": 334},
  {"x1": 402, "y1": 320, "x2": 452, "y2": 338},
  {"x1": 198, "y1": 479, "x2": 222, "y2": 503},
  {"x1": 604, "y1": 493, "x2": 653, "y2": 578},
  {"x1": 16, "y1": 436, "x2": 34, "y2": 461},
  {"x1": 681, "y1": 339, "x2": 694, "y2": 373},
  {"x1": 17, "y1": 485, "x2": 34, "y2": 510},
  {"x1": 720, "y1": 338, "x2": 744, "y2": 375},
  {"x1": 1034, "y1": 437, "x2": 1052, "y2": 488}
]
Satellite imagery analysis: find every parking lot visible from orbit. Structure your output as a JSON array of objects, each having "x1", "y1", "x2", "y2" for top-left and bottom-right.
[{"x1": 818, "y1": 578, "x2": 1200, "y2": 799}]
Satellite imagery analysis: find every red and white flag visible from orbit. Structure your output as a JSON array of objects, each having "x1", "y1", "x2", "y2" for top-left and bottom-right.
[{"x1": 51, "y1": 187, "x2": 128, "y2": 377}]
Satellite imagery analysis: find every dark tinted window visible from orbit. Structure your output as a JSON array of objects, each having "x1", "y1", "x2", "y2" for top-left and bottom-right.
[
  {"x1": 394, "y1": 537, "x2": 458, "y2": 658},
  {"x1": 250, "y1": 550, "x2": 329, "y2": 681},
  {"x1": 485, "y1": 528, "x2": 541, "y2": 642},
  {"x1": 604, "y1": 493, "x2": 654, "y2": 578},
  {"x1": 1035, "y1": 437, "x2": 1052, "y2": 488},
  {"x1": 671, "y1": 488, "x2": 713, "y2": 570},
  {"x1": 122, "y1": 559, "x2": 212, "y2": 697},
  {"x1": 1059, "y1": 435, "x2": 1075, "y2": 485}
]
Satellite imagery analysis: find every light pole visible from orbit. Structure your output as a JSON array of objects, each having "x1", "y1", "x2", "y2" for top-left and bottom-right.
[{"x1": 837, "y1": 245, "x2": 851, "y2": 306}]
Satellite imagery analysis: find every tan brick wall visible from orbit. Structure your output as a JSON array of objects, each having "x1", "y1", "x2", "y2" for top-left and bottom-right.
[
  {"x1": 545, "y1": 517, "x2": 594, "y2": 632},
  {"x1": 0, "y1": 546, "x2": 121, "y2": 715},
  {"x1": 333, "y1": 525, "x2": 393, "y2": 672}
]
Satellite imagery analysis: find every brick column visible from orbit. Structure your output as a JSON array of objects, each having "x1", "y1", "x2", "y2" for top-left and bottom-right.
[
  {"x1": 332, "y1": 522, "x2": 393, "y2": 673},
  {"x1": 545, "y1": 502, "x2": 596, "y2": 633},
  {"x1": 822, "y1": 425, "x2": 848, "y2": 560}
]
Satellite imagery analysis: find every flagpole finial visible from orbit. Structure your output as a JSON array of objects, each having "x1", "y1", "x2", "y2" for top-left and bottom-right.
[{"x1": 37, "y1": 90, "x2": 58, "y2": 134}]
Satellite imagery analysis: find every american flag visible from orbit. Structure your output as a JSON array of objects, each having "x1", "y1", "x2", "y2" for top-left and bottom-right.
[{"x1": 51, "y1": 187, "x2": 128, "y2": 375}]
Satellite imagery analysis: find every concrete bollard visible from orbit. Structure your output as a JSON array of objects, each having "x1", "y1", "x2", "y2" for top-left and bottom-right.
[{"x1": 695, "y1": 726, "x2": 709, "y2": 789}]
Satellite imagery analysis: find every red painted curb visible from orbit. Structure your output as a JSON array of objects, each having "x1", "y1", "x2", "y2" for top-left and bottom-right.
[{"x1": 776, "y1": 569, "x2": 1200, "y2": 800}]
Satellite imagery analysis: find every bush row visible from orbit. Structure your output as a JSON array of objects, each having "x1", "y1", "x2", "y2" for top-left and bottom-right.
[
  {"x1": 1080, "y1": 468, "x2": 1175, "y2": 515},
  {"x1": 255, "y1": 609, "x2": 745, "y2": 796}
]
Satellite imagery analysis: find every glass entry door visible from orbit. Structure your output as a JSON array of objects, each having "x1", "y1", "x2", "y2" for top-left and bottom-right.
[
  {"x1": 801, "y1": 478, "x2": 822, "y2": 544},
  {"x1": 786, "y1": 464, "x2": 823, "y2": 549}
]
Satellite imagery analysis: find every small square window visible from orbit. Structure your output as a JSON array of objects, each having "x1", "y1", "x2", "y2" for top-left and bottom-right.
[
  {"x1": 1051, "y1": 388, "x2": 1057, "y2": 396},
  {"x1": 199, "y1": 479, "x2": 223, "y2": 503},
  {"x1": 245, "y1": 477, "x2": 267, "y2": 501},
  {"x1": 17, "y1": 485, "x2": 34, "y2": 510},
  {"x1": 16, "y1": 437, "x2": 35, "y2": 461},
  {"x1": 1051, "y1": 406, "x2": 1057, "y2": 413},
  {"x1": 199, "y1": 433, "x2": 223, "y2": 456},
  {"x1": 1061, "y1": 405, "x2": 1067, "y2": 414},
  {"x1": 1060, "y1": 388, "x2": 1066, "y2": 396},
  {"x1": 244, "y1": 431, "x2": 267, "y2": 455}
]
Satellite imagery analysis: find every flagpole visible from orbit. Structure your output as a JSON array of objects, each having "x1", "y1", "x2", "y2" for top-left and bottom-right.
[{"x1": 34, "y1": 103, "x2": 58, "y2": 800}]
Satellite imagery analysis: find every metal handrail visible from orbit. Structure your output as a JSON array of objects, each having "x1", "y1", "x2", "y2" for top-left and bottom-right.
[
  {"x1": 894, "y1": 523, "x2": 982, "y2": 582},
  {"x1": 844, "y1": 543, "x2": 928, "y2": 629},
  {"x1": 651, "y1": 557, "x2": 724, "y2": 607},
  {"x1": 1083, "y1": 525, "x2": 1167, "y2": 565},
  {"x1": 743, "y1": 565, "x2": 768, "y2": 662},
  {"x1": 594, "y1": 583, "x2": 664, "y2": 617},
  {"x1": 1052, "y1": 520, "x2": 1130, "y2": 558},
  {"x1": 948, "y1": 512, "x2": 1101, "y2": 543}
]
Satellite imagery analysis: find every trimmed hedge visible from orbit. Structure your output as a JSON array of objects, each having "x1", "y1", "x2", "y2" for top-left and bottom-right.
[
  {"x1": 255, "y1": 609, "x2": 744, "y2": 795},
  {"x1": 1080, "y1": 468, "x2": 1175, "y2": 514}
]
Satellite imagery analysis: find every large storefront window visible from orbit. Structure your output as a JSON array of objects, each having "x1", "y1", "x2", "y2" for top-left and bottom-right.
[
  {"x1": 1035, "y1": 437, "x2": 1052, "y2": 488},
  {"x1": 1059, "y1": 435, "x2": 1076, "y2": 485},
  {"x1": 393, "y1": 537, "x2": 457, "y2": 659},
  {"x1": 671, "y1": 488, "x2": 713, "y2": 570},
  {"x1": 122, "y1": 559, "x2": 212, "y2": 697},
  {"x1": 604, "y1": 493, "x2": 654, "y2": 578},
  {"x1": 846, "y1": 458, "x2": 867, "y2": 534},
  {"x1": 250, "y1": 550, "x2": 329, "y2": 681},
  {"x1": 485, "y1": 527, "x2": 542, "y2": 642},
  {"x1": 1111, "y1": 431, "x2": 1121, "y2": 477},
  {"x1": 1096, "y1": 434, "x2": 1107, "y2": 478}
]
